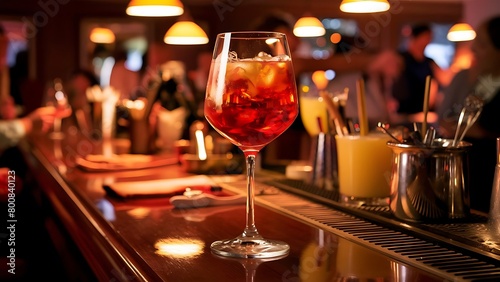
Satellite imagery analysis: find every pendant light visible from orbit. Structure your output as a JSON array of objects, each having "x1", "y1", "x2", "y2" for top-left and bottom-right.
[
  {"x1": 90, "y1": 28, "x2": 115, "y2": 44},
  {"x1": 340, "y1": 0, "x2": 390, "y2": 13},
  {"x1": 164, "y1": 15, "x2": 208, "y2": 45},
  {"x1": 447, "y1": 23, "x2": 476, "y2": 42},
  {"x1": 126, "y1": 0, "x2": 184, "y2": 17},
  {"x1": 293, "y1": 16, "x2": 325, "y2": 37}
]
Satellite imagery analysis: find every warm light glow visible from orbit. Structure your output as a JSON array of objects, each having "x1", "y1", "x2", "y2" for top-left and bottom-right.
[
  {"x1": 55, "y1": 90, "x2": 66, "y2": 105},
  {"x1": 450, "y1": 49, "x2": 473, "y2": 72},
  {"x1": 126, "y1": 207, "x2": 151, "y2": 219},
  {"x1": 265, "y1": 38, "x2": 279, "y2": 45},
  {"x1": 293, "y1": 17, "x2": 326, "y2": 37},
  {"x1": 340, "y1": 0, "x2": 390, "y2": 13},
  {"x1": 447, "y1": 23, "x2": 476, "y2": 42},
  {"x1": 126, "y1": 0, "x2": 184, "y2": 17},
  {"x1": 90, "y1": 28, "x2": 115, "y2": 44},
  {"x1": 155, "y1": 238, "x2": 204, "y2": 258},
  {"x1": 164, "y1": 21, "x2": 209, "y2": 45},
  {"x1": 312, "y1": 70, "x2": 329, "y2": 90},
  {"x1": 330, "y1": 32, "x2": 342, "y2": 44},
  {"x1": 195, "y1": 130, "x2": 207, "y2": 160}
]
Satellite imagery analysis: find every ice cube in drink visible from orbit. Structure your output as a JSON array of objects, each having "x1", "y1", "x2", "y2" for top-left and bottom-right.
[{"x1": 205, "y1": 56, "x2": 298, "y2": 150}]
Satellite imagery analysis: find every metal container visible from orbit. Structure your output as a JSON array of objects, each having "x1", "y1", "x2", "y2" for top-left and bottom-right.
[
  {"x1": 387, "y1": 139, "x2": 472, "y2": 222},
  {"x1": 306, "y1": 132, "x2": 338, "y2": 191},
  {"x1": 488, "y1": 138, "x2": 500, "y2": 234}
]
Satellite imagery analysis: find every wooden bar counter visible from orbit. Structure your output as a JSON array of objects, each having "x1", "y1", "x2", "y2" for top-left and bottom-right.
[{"x1": 18, "y1": 129, "x2": 500, "y2": 281}]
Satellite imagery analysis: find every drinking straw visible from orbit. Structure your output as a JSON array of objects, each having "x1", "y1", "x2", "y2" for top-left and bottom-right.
[
  {"x1": 317, "y1": 116, "x2": 324, "y2": 133},
  {"x1": 320, "y1": 91, "x2": 348, "y2": 136},
  {"x1": 421, "y1": 75, "x2": 431, "y2": 136},
  {"x1": 356, "y1": 78, "x2": 369, "y2": 136}
]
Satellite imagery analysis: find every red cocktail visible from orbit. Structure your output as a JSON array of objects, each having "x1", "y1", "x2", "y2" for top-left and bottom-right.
[
  {"x1": 205, "y1": 60, "x2": 298, "y2": 151},
  {"x1": 205, "y1": 32, "x2": 298, "y2": 259}
]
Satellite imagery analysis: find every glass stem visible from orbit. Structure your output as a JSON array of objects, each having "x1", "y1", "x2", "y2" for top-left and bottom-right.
[{"x1": 243, "y1": 152, "x2": 260, "y2": 239}]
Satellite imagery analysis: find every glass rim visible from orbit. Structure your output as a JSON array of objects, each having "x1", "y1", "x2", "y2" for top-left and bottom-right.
[{"x1": 216, "y1": 31, "x2": 286, "y2": 39}]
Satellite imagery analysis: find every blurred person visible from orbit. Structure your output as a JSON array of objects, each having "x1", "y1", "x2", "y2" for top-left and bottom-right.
[
  {"x1": 252, "y1": 11, "x2": 300, "y2": 54},
  {"x1": 156, "y1": 60, "x2": 197, "y2": 140},
  {"x1": 437, "y1": 67, "x2": 478, "y2": 123},
  {"x1": 8, "y1": 50, "x2": 29, "y2": 108},
  {"x1": 109, "y1": 47, "x2": 140, "y2": 100},
  {"x1": 0, "y1": 95, "x2": 27, "y2": 177},
  {"x1": 391, "y1": 23, "x2": 442, "y2": 125},
  {"x1": 0, "y1": 95, "x2": 17, "y2": 120},
  {"x1": 0, "y1": 106, "x2": 56, "y2": 151},
  {"x1": 187, "y1": 51, "x2": 212, "y2": 118},
  {"x1": 350, "y1": 50, "x2": 403, "y2": 128},
  {"x1": 65, "y1": 69, "x2": 100, "y2": 132},
  {"x1": 66, "y1": 68, "x2": 99, "y2": 111},
  {"x1": 437, "y1": 15, "x2": 500, "y2": 213}
]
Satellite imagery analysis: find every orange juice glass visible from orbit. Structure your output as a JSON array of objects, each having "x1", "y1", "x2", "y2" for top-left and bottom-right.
[{"x1": 335, "y1": 133, "x2": 393, "y2": 206}]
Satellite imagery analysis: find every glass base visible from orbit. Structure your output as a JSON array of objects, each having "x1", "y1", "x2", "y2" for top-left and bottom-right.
[
  {"x1": 339, "y1": 194, "x2": 389, "y2": 207},
  {"x1": 211, "y1": 236, "x2": 290, "y2": 259}
]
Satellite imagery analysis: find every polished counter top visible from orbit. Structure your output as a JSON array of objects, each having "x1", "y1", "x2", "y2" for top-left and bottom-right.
[{"x1": 19, "y1": 129, "x2": 500, "y2": 281}]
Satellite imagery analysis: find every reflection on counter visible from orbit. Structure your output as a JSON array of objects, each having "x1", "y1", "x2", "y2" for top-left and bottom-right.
[
  {"x1": 300, "y1": 231, "x2": 393, "y2": 281},
  {"x1": 214, "y1": 253, "x2": 289, "y2": 282},
  {"x1": 96, "y1": 198, "x2": 116, "y2": 221},
  {"x1": 336, "y1": 237, "x2": 391, "y2": 280},
  {"x1": 300, "y1": 230, "x2": 337, "y2": 281},
  {"x1": 170, "y1": 206, "x2": 241, "y2": 222},
  {"x1": 126, "y1": 207, "x2": 151, "y2": 220},
  {"x1": 155, "y1": 238, "x2": 205, "y2": 259}
]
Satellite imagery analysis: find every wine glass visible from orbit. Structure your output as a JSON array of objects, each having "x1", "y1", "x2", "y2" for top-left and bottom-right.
[
  {"x1": 204, "y1": 32, "x2": 299, "y2": 258},
  {"x1": 45, "y1": 78, "x2": 72, "y2": 139}
]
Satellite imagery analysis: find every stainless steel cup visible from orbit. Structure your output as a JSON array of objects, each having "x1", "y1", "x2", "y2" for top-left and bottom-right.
[
  {"x1": 306, "y1": 132, "x2": 338, "y2": 191},
  {"x1": 387, "y1": 139, "x2": 472, "y2": 222}
]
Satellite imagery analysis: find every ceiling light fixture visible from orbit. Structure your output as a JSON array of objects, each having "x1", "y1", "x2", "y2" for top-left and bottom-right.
[
  {"x1": 293, "y1": 16, "x2": 326, "y2": 37},
  {"x1": 340, "y1": 0, "x2": 390, "y2": 13},
  {"x1": 90, "y1": 27, "x2": 115, "y2": 44},
  {"x1": 447, "y1": 23, "x2": 476, "y2": 42},
  {"x1": 164, "y1": 21, "x2": 209, "y2": 45},
  {"x1": 126, "y1": 0, "x2": 184, "y2": 17}
]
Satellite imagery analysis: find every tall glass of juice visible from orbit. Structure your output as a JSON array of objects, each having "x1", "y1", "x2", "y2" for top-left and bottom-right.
[{"x1": 335, "y1": 133, "x2": 393, "y2": 206}]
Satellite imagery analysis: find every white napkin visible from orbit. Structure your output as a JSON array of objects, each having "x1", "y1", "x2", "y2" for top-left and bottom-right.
[{"x1": 104, "y1": 175, "x2": 216, "y2": 198}]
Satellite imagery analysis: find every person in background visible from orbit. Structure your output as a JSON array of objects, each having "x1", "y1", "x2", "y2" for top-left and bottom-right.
[
  {"x1": 187, "y1": 51, "x2": 212, "y2": 119},
  {"x1": 109, "y1": 47, "x2": 140, "y2": 100},
  {"x1": 436, "y1": 68, "x2": 477, "y2": 124},
  {"x1": 0, "y1": 106, "x2": 56, "y2": 152},
  {"x1": 360, "y1": 50, "x2": 403, "y2": 127},
  {"x1": 66, "y1": 68, "x2": 99, "y2": 111},
  {"x1": 0, "y1": 95, "x2": 17, "y2": 120},
  {"x1": 437, "y1": 15, "x2": 500, "y2": 213},
  {"x1": 64, "y1": 69, "x2": 100, "y2": 132},
  {"x1": 391, "y1": 23, "x2": 442, "y2": 125}
]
